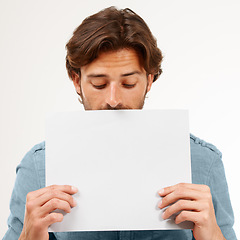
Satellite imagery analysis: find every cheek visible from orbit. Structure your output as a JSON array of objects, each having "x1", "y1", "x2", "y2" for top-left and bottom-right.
[
  {"x1": 131, "y1": 84, "x2": 147, "y2": 99},
  {"x1": 82, "y1": 86, "x2": 105, "y2": 106},
  {"x1": 81, "y1": 82, "x2": 93, "y2": 99}
]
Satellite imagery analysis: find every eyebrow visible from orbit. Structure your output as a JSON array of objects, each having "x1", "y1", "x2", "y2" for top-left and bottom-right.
[
  {"x1": 86, "y1": 71, "x2": 142, "y2": 79},
  {"x1": 121, "y1": 71, "x2": 142, "y2": 77}
]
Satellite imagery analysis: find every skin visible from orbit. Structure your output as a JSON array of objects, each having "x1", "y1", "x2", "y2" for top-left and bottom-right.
[
  {"x1": 19, "y1": 185, "x2": 78, "y2": 240},
  {"x1": 158, "y1": 183, "x2": 226, "y2": 240},
  {"x1": 72, "y1": 48, "x2": 153, "y2": 110},
  {"x1": 19, "y1": 48, "x2": 225, "y2": 240}
]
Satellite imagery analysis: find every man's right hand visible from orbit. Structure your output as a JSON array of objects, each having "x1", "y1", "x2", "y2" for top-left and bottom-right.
[{"x1": 19, "y1": 185, "x2": 78, "y2": 240}]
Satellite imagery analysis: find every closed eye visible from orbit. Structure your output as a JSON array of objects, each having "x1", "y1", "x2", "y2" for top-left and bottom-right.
[
  {"x1": 93, "y1": 84, "x2": 106, "y2": 89},
  {"x1": 123, "y1": 83, "x2": 136, "y2": 88}
]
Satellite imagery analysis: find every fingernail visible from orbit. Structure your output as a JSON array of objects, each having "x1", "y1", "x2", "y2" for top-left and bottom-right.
[
  {"x1": 158, "y1": 200, "x2": 162, "y2": 208},
  {"x1": 158, "y1": 189, "x2": 164, "y2": 195},
  {"x1": 71, "y1": 186, "x2": 78, "y2": 192},
  {"x1": 162, "y1": 211, "x2": 166, "y2": 219}
]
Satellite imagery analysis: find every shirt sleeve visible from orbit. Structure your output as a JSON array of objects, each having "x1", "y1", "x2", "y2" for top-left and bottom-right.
[
  {"x1": 3, "y1": 146, "x2": 44, "y2": 240},
  {"x1": 207, "y1": 152, "x2": 237, "y2": 240}
]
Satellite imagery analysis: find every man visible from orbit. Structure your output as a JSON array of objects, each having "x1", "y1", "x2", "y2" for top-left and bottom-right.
[{"x1": 4, "y1": 6, "x2": 236, "y2": 240}]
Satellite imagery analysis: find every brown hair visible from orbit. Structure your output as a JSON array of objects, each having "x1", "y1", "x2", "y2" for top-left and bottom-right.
[{"x1": 66, "y1": 6, "x2": 163, "y2": 82}]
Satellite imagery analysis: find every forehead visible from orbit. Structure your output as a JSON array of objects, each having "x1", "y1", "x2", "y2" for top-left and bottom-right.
[{"x1": 81, "y1": 48, "x2": 145, "y2": 74}]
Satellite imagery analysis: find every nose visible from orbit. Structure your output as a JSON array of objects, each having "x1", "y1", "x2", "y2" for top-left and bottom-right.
[{"x1": 106, "y1": 83, "x2": 121, "y2": 108}]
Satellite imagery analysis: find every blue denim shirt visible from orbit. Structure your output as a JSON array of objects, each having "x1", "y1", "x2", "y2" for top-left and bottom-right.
[{"x1": 3, "y1": 134, "x2": 237, "y2": 240}]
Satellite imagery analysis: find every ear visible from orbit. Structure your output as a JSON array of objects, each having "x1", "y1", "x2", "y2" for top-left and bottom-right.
[
  {"x1": 147, "y1": 74, "x2": 154, "y2": 93},
  {"x1": 72, "y1": 71, "x2": 81, "y2": 94}
]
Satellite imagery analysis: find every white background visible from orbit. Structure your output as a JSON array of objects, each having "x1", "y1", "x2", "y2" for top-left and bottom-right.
[{"x1": 0, "y1": 0, "x2": 239, "y2": 238}]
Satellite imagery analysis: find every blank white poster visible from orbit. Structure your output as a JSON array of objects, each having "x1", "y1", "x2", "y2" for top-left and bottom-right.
[{"x1": 46, "y1": 109, "x2": 192, "y2": 232}]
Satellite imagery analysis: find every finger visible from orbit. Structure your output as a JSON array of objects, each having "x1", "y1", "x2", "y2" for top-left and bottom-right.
[
  {"x1": 158, "y1": 183, "x2": 190, "y2": 197},
  {"x1": 33, "y1": 188, "x2": 77, "y2": 208},
  {"x1": 174, "y1": 210, "x2": 199, "y2": 225},
  {"x1": 158, "y1": 183, "x2": 209, "y2": 197},
  {"x1": 162, "y1": 200, "x2": 201, "y2": 220},
  {"x1": 40, "y1": 198, "x2": 72, "y2": 216},
  {"x1": 159, "y1": 189, "x2": 203, "y2": 209},
  {"x1": 27, "y1": 185, "x2": 78, "y2": 201},
  {"x1": 44, "y1": 212, "x2": 64, "y2": 226}
]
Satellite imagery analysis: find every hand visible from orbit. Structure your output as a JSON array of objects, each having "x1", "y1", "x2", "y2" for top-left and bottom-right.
[
  {"x1": 158, "y1": 183, "x2": 225, "y2": 240},
  {"x1": 19, "y1": 185, "x2": 78, "y2": 240}
]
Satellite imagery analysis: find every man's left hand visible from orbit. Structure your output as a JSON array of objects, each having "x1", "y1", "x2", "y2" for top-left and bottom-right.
[{"x1": 158, "y1": 183, "x2": 225, "y2": 240}]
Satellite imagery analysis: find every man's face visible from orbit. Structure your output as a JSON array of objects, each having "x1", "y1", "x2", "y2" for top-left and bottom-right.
[{"x1": 72, "y1": 48, "x2": 154, "y2": 110}]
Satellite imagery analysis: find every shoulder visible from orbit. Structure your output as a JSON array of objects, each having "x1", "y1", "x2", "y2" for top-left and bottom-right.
[
  {"x1": 190, "y1": 134, "x2": 223, "y2": 184},
  {"x1": 17, "y1": 141, "x2": 46, "y2": 188},
  {"x1": 21, "y1": 140, "x2": 46, "y2": 168},
  {"x1": 20, "y1": 141, "x2": 45, "y2": 164},
  {"x1": 190, "y1": 133, "x2": 222, "y2": 159},
  {"x1": 28, "y1": 141, "x2": 45, "y2": 155}
]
